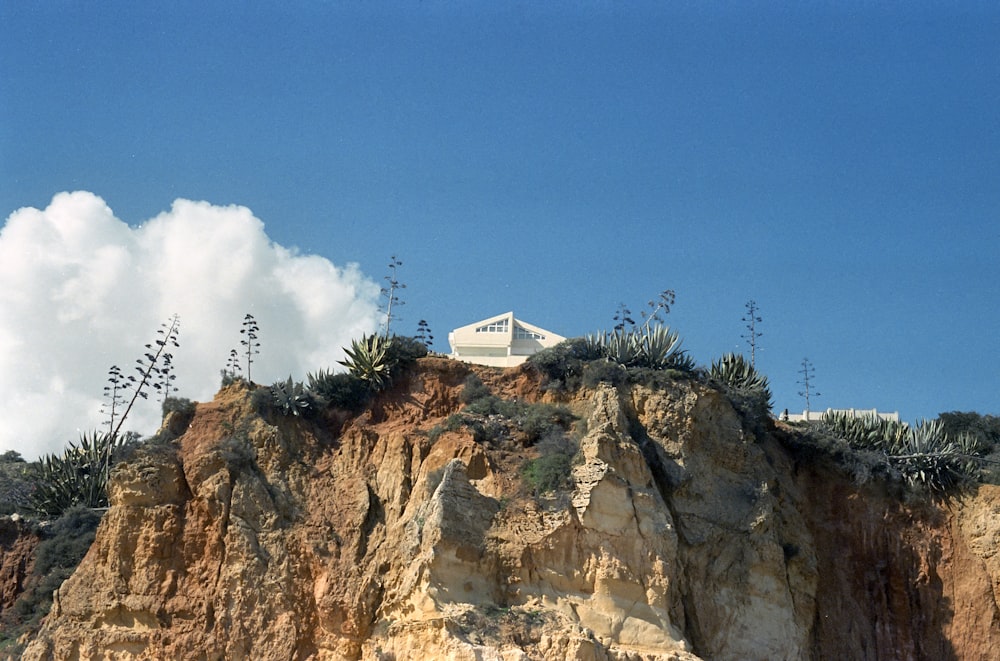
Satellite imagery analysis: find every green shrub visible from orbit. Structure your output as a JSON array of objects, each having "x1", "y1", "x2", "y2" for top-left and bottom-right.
[
  {"x1": 530, "y1": 329, "x2": 693, "y2": 391},
  {"x1": 777, "y1": 425, "x2": 895, "y2": 486},
  {"x1": 459, "y1": 374, "x2": 491, "y2": 404},
  {"x1": 463, "y1": 394, "x2": 522, "y2": 418},
  {"x1": 307, "y1": 369, "x2": 370, "y2": 412},
  {"x1": 581, "y1": 360, "x2": 628, "y2": 388},
  {"x1": 219, "y1": 433, "x2": 257, "y2": 477},
  {"x1": 220, "y1": 370, "x2": 240, "y2": 388},
  {"x1": 522, "y1": 434, "x2": 578, "y2": 494},
  {"x1": 458, "y1": 389, "x2": 576, "y2": 446},
  {"x1": 384, "y1": 335, "x2": 428, "y2": 366},
  {"x1": 519, "y1": 403, "x2": 576, "y2": 444},
  {"x1": 625, "y1": 366, "x2": 695, "y2": 389},
  {"x1": 3, "y1": 506, "x2": 101, "y2": 640},
  {"x1": 526, "y1": 338, "x2": 598, "y2": 388},
  {"x1": 428, "y1": 414, "x2": 468, "y2": 443},
  {"x1": 936, "y1": 411, "x2": 1000, "y2": 452},
  {"x1": 162, "y1": 396, "x2": 196, "y2": 418},
  {"x1": 250, "y1": 385, "x2": 274, "y2": 415},
  {"x1": 0, "y1": 451, "x2": 31, "y2": 515},
  {"x1": 466, "y1": 417, "x2": 509, "y2": 444},
  {"x1": 33, "y1": 506, "x2": 101, "y2": 575}
]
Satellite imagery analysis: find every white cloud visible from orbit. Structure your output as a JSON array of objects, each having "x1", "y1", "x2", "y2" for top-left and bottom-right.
[{"x1": 0, "y1": 192, "x2": 379, "y2": 459}]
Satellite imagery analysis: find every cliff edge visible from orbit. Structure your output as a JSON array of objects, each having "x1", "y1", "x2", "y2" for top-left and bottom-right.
[{"x1": 16, "y1": 358, "x2": 1000, "y2": 660}]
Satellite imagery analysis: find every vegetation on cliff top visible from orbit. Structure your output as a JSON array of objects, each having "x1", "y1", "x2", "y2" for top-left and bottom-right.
[{"x1": 527, "y1": 330, "x2": 994, "y2": 496}]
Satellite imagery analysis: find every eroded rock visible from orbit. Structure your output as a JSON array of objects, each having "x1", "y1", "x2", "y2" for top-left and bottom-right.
[{"x1": 13, "y1": 360, "x2": 1000, "y2": 661}]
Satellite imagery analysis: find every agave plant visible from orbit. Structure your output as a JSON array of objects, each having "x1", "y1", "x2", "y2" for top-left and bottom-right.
[
  {"x1": 710, "y1": 353, "x2": 773, "y2": 411},
  {"x1": 339, "y1": 334, "x2": 393, "y2": 391},
  {"x1": 587, "y1": 325, "x2": 685, "y2": 371},
  {"x1": 954, "y1": 431, "x2": 986, "y2": 478},
  {"x1": 822, "y1": 412, "x2": 983, "y2": 491},
  {"x1": 28, "y1": 430, "x2": 124, "y2": 518},
  {"x1": 888, "y1": 420, "x2": 961, "y2": 491},
  {"x1": 821, "y1": 411, "x2": 892, "y2": 451},
  {"x1": 603, "y1": 329, "x2": 640, "y2": 366},
  {"x1": 635, "y1": 325, "x2": 683, "y2": 369},
  {"x1": 583, "y1": 333, "x2": 606, "y2": 359},
  {"x1": 269, "y1": 377, "x2": 317, "y2": 417},
  {"x1": 306, "y1": 368, "x2": 369, "y2": 411},
  {"x1": 306, "y1": 368, "x2": 336, "y2": 395},
  {"x1": 667, "y1": 350, "x2": 698, "y2": 372}
]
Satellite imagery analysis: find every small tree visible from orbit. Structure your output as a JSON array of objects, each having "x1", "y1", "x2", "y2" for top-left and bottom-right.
[
  {"x1": 153, "y1": 350, "x2": 177, "y2": 407},
  {"x1": 797, "y1": 357, "x2": 821, "y2": 417},
  {"x1": 415, "y1": 319, "x2": 434, "y2": 349},
  {"x1": 612, "y1": 303, "x2": 635, "y2": 332},
  {"x1": 116, "y1": 314, "x2": 181, "y2": 439},
  {"x1": 741, "y1": 300, "x2": 763, "y2": 368},
  {"x1": 221, "y1": 348, "x2": 243, "y2": 385},
  {"x1": 640, "y1": 289, "x2": 676, "y2": 332},
  {"x1": 613, "y1": 288, "x2": 676, "y2": 333},
  {"x1": 936, "y1": 411, "x2": 1000, "y2": 448},
  {"x1": 241, "y1": 313, "x2": 260, "y2": 383},
  {"x1": 100, "y1": 365, "x2": 127, "y2": 435},
  {"x1": 29, "y1": 317, "x2": 180, "y2": 519},
  {"x1": 380, "y1": 255, "x2": 406, "y2": 339}
]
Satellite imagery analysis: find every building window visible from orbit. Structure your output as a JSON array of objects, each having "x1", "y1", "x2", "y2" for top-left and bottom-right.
[
  {"x1": 476, "y1": 319, "x2": 509, "y2": 333},
  {"x1": 514, "y1": 325, "x2": 544, "y2": 340}
]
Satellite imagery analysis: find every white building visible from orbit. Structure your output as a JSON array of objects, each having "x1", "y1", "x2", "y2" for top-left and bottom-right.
[
  {"x1": 448, "y1": 311, "x2": 566, "y2": 367},
  {"x1": 781, "y1": 407, "x2": 900, "y2": 423}
]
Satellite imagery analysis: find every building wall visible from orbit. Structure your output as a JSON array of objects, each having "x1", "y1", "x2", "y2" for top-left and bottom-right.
[
  {"x1": 781, "y1": 407, "x2": 900, "y2": 423},
  {"x1": 448, "y1": 311, "x2": 565, "y2": 367}
]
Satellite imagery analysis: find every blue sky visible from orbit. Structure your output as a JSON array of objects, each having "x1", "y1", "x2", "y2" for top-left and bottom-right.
[{"x1": 2, "y1": 1, "x2": 998, "y2": 450}]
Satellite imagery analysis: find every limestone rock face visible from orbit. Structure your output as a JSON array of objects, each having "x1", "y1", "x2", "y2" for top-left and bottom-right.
[
  {"x1": 17, "y1": 358, "x2": 1000, "y2": 660},
  {"x1": 0, "y1": 516, "x2": 39, "y2": 615},
  {"x1": 631, "y1": 382, "x2": 818, "y2": 661}
]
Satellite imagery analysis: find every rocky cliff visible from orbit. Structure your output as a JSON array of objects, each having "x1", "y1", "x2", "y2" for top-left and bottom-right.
[
  {"x1": 15, "y1": 358, "x2": 1000, "y2": 660},
  {"x1": 0, "y1": 517, "x2": 39, "y2": 618}
]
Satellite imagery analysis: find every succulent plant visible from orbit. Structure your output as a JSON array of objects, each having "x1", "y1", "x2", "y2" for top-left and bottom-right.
[
  {"x1": 603, "y1": 329, "x2": 640, "y2": 366},
  {"x1": 710, "y1": 353, "x2": 773, "y2": 411},
  {"x1": 339, "y1": 334, "x2": 393, "y2": 391},
  {"x1": 28, "y1": 430, "x2": 124, "y2": 518},
  {"x1": 269, "y1": 377, "x2": 317, "y2": 417},
  {"x1": 821, "y1": 412, "x2": 983, "y2": 491},
  {"x1": 586, "y1": 326, "x2": 684, "y2": 370},
  {"x1": 667, "y1": 350, "x2": 697, "y2": 372},
  {"x1": 635, "y1": 325, "x2": 683, "y2": 369},
  {"x1": 306, "y1": 368, "x2": 369, "y2": 412}
]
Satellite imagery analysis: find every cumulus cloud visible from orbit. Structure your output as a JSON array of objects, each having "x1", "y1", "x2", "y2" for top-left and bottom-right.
[{"x1": 0, "y1": 192, "x2": 379, "y2": 459}]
